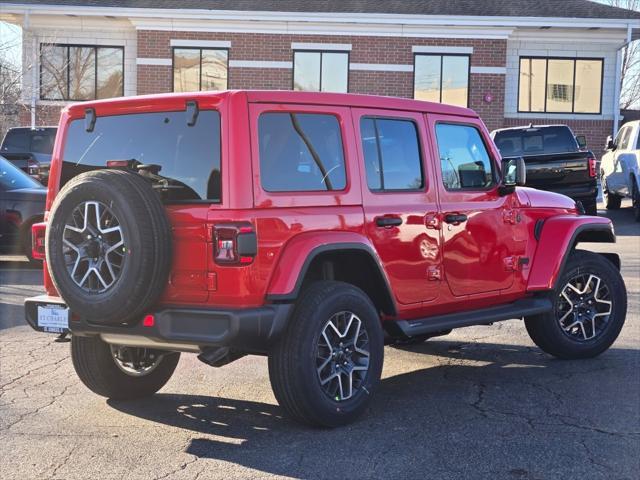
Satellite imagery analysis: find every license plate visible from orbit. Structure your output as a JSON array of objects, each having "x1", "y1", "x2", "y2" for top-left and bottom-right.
[{"x1": 37, "y1": 305, "x2": 69, "y2": 333}]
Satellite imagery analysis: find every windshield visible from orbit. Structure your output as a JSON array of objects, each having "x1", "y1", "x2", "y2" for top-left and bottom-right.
[
  {"x1": 61, "y1": 110, "x2": 221, "y2": 202},
  {"x1": 493, "y1": 127, "x2": 579, "y2": 157},
  {"x1": 0, "y1": 157, "x2": 43, "y2": 190}
]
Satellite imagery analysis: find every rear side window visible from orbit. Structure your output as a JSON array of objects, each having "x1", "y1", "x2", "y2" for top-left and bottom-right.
[
  {"x1": 61, "y1": 110, "x2": 221, "y2": 202},
  {"x1": 436, "y1": 123, "x2": 495, "y2": 190},
  {"x1": 258, "y1": 112, "x2": 346, "y2": 192},
  {"x1": 1, "y1": 130, "x2": 29, "y2": 152},
  {"x1": 360, "y1": 117, "x2": 423, "y2": 191},
  {"x1": 493, "y1": 126, "x2": 578, "y2": 157},
  {"x1": 636, "y1": 130, "x2": 640, "y2": 150}
]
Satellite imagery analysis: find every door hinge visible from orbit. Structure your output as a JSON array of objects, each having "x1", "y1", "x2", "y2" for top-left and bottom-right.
[
  {"x1": 425, "y1": 212, "x2": 441, "y2": 230},
  {"x1": 427, "y1": 265, "x2": 442, "y2": 281},
  {"x1": 503, "y1": 209, "x2": 521, "y2": 225},
  {"x1": 504, "y1": 256, "x2": 529, "y2": 271}
]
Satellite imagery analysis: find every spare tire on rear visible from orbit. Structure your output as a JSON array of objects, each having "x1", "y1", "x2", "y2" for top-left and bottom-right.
[{"x1": 46, "y1": 170, "x2": 172, "y2": 325}]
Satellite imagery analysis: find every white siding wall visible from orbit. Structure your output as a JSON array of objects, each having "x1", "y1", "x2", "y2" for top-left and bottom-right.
[
  {"x1": 21, "y1": 16, "x2": 137, "y2": 105},
  {"x1": 505, "y1": 29, "x2": 626, "y2": 120}
]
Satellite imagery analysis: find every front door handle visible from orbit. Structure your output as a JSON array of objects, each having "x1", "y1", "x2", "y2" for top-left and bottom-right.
[
  {"x1": 375, "y1": 216, "x2": 403, "y2": 228},
  {"x1": 444, "y1": 213, "x2": 468, "y2": 224}
]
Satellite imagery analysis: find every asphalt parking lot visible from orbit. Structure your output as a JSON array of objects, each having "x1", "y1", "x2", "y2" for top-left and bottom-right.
[{"x1": 1, "y1": 202, "x2": 638, "y2": 480}]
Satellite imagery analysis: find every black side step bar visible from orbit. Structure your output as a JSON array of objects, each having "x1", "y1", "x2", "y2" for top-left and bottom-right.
[{"x1": 385, "y1": 297, "x2": 552, "y2": 338}]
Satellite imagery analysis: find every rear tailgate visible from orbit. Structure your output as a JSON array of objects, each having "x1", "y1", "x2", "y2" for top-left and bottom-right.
[{"x1": 523, "y1": 152, "x2": 593, "y2": 190}]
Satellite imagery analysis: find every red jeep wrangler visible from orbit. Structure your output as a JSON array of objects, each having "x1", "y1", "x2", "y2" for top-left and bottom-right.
[{"x1": 25, "y1": 91, "x2": 626, "y2": 427}]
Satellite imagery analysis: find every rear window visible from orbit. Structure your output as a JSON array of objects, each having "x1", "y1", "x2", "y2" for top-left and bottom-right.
[
  {"x1": 258, "y1": 112, "x2": 346, "y2": 192},
  {"x1": 493, "y1": 127, "x2": 579, "y2": 157},
  {"x1": 61, "y1": 110, "x2": 221, "y2": 202},
  {"x1": 30, "y1": 132, "x2": 55, "y2": 154},
  {"x1": 1, "y1": 130, "x2": 29, "y2": 152}
]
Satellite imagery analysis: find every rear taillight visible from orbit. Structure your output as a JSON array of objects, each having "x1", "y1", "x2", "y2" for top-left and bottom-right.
[
  {"x1": 213, "y1": 223, "x2": 257, "y2": 265},
  {"x1": 31, "y1": 222, "x2": 47, "y2": 260},
  {"x1": 588, "y1": 157, "x2": 597, "y2": 178}
]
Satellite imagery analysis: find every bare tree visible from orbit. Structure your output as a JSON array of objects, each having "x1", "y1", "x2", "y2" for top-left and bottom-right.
[
  {"x1": 0, "y1": 22, "x2": 23, "y2": 139},
  {"x1": 598, "y1": 0, "x2": 640, "y2": 109}
]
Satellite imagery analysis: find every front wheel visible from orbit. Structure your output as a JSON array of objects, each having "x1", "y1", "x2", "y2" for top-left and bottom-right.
[
  {"x1": 525, "y1": 250, "x2": 626, "y2": 359},
  {"x1": 268, "y1": 281, "x2": 384, "y2": 427},
  {"x1": 71, "y1": 335, "x2": 180, "y2": 400},
  {"x1": 602, "y1": 176, "x2": 622, "y2": 210}
]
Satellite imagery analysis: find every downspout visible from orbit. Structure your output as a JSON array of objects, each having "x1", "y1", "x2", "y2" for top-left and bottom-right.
[
  {"x1": 23, "y1": 11, "x2": 36, "y2": 128},
  {"x1": 613, "y1": 24, "x2": 633, "y2": 136}
]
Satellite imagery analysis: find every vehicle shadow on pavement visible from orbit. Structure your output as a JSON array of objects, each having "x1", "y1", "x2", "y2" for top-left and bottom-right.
[{"x1": 107, "y1": 340, "x2": 638, "y2": 478}]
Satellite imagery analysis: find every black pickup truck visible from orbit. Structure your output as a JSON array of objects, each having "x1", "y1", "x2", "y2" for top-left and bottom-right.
[{"x1": 491, "y1": 125, "x2": 598, "y2": 215}]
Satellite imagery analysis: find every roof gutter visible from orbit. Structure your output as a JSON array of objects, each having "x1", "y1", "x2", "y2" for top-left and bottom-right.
[{"x1": 1, "y1": 3, "x2": 640, "y2": 30}]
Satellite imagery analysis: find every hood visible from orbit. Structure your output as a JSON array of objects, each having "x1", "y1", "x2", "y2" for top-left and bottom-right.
[
  {"x1": 518, "y1": 187, "x2": 577, "y2": 210},
  {"x1": 5, "y1": 187, "x2": 47, "y2": 202}
]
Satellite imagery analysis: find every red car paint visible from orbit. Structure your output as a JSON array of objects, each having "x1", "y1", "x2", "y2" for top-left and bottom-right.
[{"x1": 39, "y1": 90, "x2": 614, "y2": 322}]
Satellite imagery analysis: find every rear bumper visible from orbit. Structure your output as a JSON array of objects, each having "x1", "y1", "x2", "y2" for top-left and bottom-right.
[{"x1": 24, "y1": 295, "x2": 292, "y2": 354}]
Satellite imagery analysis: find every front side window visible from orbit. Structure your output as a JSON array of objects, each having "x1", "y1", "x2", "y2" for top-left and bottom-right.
[
  {"x1": 40, "y1": 44, "x2": 124, "y2": 101},
  {"x1": 518, "y1": 57, "x2": 603, "y2": 114},
  {"x1": 360, "y1": 117, "x2": 423, "y2": 191},
  {"x1": 61, "y1": 110, "x2": 222, "y2": 202},
  {"x1": 173, "y1": 48, "x2": 228, "y2": 92},
  {"x1": 258, "y1": 112, "x2": 346, "y2": 192},
  {"x1": 436, "y1": 123, "x2": 495, "y2": 190},
  {"x1": 414, "y1": 54, "x2": 469, "y2": 107},
  {"x1": 293, "y1": 51, "x2": 349, "y2": 93}
]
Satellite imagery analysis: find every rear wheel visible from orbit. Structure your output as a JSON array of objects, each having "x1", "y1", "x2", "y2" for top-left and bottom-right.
[
  {"x1": 632, "y1": 179, "x2": 640, "y2": 222},
  {"x1": 602, "y1": 176, "x2": 622, "y2": 210},
  {"x1": 524, "y1": 250, "x2": 626, "y2": 359},
  {"x1": 268, "y1": 281, "x2": 384, "y2": 427},
  {"x1": 71, "y1": 335, "x2": 180, "y2": 400}
]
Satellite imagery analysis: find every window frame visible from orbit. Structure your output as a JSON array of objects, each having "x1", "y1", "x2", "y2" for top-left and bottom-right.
[
  {"x1": 360, "y1": 115, "x2": 426, "y2": 193},
  {"x1": 292, "y1": 50, "x2": 350, "y2": 93},
  {"x1": 39, "y1": 43, "x2": 124, "y2": 101},
  {"x1": 412, "y1": 53, "x2": 471, "y2": 108},
  {"x1": 517, "y1": 56, "x2": 604, "y2": 115},
  {"x1": 171, "y1": 46, "x2": 230, "y2": 92},
  {"x1": 434, "y1": 120, "x2": 499, "y2": 192}
]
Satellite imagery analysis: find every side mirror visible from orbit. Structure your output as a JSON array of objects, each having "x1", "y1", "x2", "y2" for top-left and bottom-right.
[
  {"x1": 576, "y1": 135, "x2": 587, "y2": 150},
  {"x1": 499, "y1": 156, "x2": 526, "y2": 195},
  {"x1": 605, "y1": 135, "x2": 616, "y2": 151}
]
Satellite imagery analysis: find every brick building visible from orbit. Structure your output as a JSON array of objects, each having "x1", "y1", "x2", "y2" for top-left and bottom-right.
[{"x1": 1, "y1": 0, "x2": 639, "y2": 153}]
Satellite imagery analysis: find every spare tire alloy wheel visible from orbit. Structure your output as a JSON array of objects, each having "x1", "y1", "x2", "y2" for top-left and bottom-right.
[
  {"x1": 63, "y1": 201, "x2": 125, "y2": 293},
  {"x1": 557, "y1": 273, "x2": 612, "y2": 342},
  {"x1": 316, "y1": 311, "x2": 370, "y2": 401}
]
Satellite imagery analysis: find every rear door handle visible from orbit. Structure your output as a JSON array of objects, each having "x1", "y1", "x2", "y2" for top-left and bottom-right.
[
  {"x1": 444, "y1": 213, "x2": 468, "y2": 224},
  {"x1": 375, "y1": 216, "x2": 403, "y2": 228}
]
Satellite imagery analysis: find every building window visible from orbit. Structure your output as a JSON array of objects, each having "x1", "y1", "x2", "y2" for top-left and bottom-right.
[
  {"x1": 518, "y1": 57, "x2": 603, "y2": 114},
  {"x1": 40, "y1": 44, "x2": 124, "y2": 101},
  {"x1": 293, "y1": 51, "x2": 349, "y2": 93},
  {"x1": 414, "y1": 54, "x2": 470, "y2": 107},
  {"x1": 173, "y1": 48, "x2": 228, "y2": 92}
]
